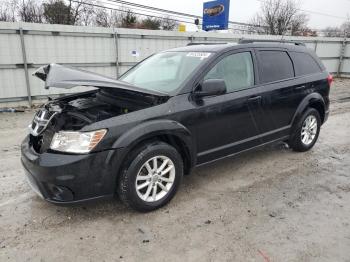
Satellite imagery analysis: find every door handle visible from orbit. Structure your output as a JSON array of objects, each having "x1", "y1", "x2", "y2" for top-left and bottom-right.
[
  {"x1": 295, "y1": 85, "x2": 306, "y2": 90},
  {"x1": 247, "y1": 95, "x2": 262, "y2": 106},
  {"x1": 248, "y1": 96, "x2": 262, "y2": 102}
]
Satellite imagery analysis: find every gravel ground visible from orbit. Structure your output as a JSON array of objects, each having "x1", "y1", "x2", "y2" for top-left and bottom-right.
[{"x1": 0, "y1": 79, "x2": 350, "y2": 262}]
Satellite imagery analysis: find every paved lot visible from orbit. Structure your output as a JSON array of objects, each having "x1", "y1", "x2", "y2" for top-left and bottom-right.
[{"x1": 0, "y1": 79, "x2": 350, "y2": 262}]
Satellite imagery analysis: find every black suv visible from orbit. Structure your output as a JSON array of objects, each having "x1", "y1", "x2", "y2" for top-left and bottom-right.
[{"x1": 21, "y1": 40, "x2": 331, "y2": 211}]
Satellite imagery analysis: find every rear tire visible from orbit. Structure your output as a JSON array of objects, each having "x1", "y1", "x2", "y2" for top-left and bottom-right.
[
  {"x1": 289, "y1": 108, "x2": 321, "y2": 152},
  {"x1": 117, "y1": 141, "x2": 183, "y2": 212}
]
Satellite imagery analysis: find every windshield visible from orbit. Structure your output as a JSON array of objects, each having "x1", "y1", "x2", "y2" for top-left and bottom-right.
[{"x1": 119, "y1": 51, "x2": 211, "y2": 93}]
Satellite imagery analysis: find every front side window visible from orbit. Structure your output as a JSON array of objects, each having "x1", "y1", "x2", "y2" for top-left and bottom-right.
[
  {"x1": 120, "y1": 52, "x2": 211, "y2": 93},
  {"x1": 258, "y1": 50, "x2": 294, "y2": 83},
  {"x1": 204, "y1": 52, "x2": 254, "y2": 93}
]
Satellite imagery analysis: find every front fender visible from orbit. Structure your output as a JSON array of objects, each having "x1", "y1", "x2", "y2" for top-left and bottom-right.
[
  {"x1": 290, "y1": 92, "x2": 325, "y2": 126},
  {"x1": 105, "y1": 119, "x2": 196, "y2": 177},
  {"x1": 113, "y1": 120, "x2": 193, "y2": 149}
]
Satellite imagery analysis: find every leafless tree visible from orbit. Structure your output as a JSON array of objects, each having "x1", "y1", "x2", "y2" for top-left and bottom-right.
[
  {"x1": 76, "y1": 0, "x2": 96, "y2": 26},
  {"x1": 19, "y1": 0, "x2": 44, "y2": 23},
  {"x1": 161, "y1": 16, "x2": 177, "y2": 30},
  {"x1": 94, "y1": 8, "x2": 110, "y2": 27},
  {"x1": 250, "y1": 0, "x2": 309, "y2": 35},
  {"x1": 94, "y1": 6, "x2": 136, "y2": 28},
  {"x1": 109, "y1": 10, "x2": 123, "y2": 27},
  {"x1": 120, "y1": 9, "x2": 137, "y2": 28},
  {"x1": 0, "y1": 0, "x2": 18, "y2": 22},
  {"x1": 1, "y1": 0, "x2": 180, "y2": 31},
  {"x1": 0, "y1": 5, "x2": 12, "y2": 21},
  {"x1": 322, "y1": 27, "x2": 342, "y2": 37},
  {"x1": 66, "y1": 0, "x2": 83, "y2": 25},
  {"x1": 93, "y1": 8, "x2": 177, "y2": 30},
  {"x1": 340, "y1": 16, "x2": 350, "y2": 36},
  {"x1": 322, "y1": 16, "x2": 350, "y2": 38},
  {"x1": 289, "y1": 13, "x2": 309, "y2": 35}
]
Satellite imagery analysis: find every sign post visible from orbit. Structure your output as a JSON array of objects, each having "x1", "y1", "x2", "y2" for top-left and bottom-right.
[
  {"x1": 202, "y1": 0, "x2": 230, "y2": 31},
  {"x1": 178, "y1": 24, "x2": 186, "y2": 32}
]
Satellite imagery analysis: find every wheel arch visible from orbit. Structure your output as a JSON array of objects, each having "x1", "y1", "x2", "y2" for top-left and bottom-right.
[
  {"x1": 291, "y1": 92, "x2": 326, "y2": 128},
  {"x1": 106, "y1": 120, "x2": 196, "y2": 189},
  {"x1": 309, "y1": 100, "x2": 326, "y2": 123}
]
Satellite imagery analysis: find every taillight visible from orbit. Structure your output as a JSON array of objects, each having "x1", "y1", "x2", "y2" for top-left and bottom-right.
[{"x1": 327, "y1": 74, "x2": 333, "y2": 86}]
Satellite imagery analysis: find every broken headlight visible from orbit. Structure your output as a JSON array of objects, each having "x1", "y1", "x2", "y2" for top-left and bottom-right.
[{"x1": 50, "y1": 129, "x2": 107, "y2": 153}]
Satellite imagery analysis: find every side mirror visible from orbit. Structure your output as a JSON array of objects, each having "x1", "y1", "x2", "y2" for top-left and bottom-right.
[{"x1": 194, "y1": 79, "x2": 227, "y2": 98}]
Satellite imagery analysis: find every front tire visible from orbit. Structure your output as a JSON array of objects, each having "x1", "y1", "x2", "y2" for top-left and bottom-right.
[
  {"x1": 289, "y1": 108, "x2": 321, "y2": 152},
  {"x1": 117, "y1": 141, "x2": 183, "y2": 212}
]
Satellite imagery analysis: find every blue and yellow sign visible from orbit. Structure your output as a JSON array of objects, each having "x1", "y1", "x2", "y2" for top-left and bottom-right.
[{"x1": 202, "y1": 0, "x2": 230, "y2": 31}]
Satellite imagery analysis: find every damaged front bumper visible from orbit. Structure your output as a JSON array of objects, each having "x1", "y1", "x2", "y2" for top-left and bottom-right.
[{"x1": 21, "y1": 135, "x2": 117, "y2": 205}]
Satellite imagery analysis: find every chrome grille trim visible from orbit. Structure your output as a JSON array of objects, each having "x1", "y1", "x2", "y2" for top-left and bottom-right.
[{"x1": 29, "y1": 109, "x2": 57, "y2": 136}]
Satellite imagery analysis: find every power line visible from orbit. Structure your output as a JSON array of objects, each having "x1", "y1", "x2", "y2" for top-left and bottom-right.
[
  {"x1": 104, "y1": 0, "x2": 261, "y2": 27},
  {"x1": 100, "y1": 0, "x2": 195, "y2": 23},
  {"x1": 298, "y1": 9, "x2": 347, "y2": 20},
  {"x1": 72, "y1": 0, "x2": 263, "y2": 32},
  {"x1": 104, "y1": 0, "x2": 200, "y2": 19},
  {"x1": 256, "y1": 0, "x2": 348, "y2": 20},
  {"x1": 71, "y1": 0, "x2": 194, "y2": 25}
]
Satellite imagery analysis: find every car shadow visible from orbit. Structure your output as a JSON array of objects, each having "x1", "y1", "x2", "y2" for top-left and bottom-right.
[{"x1": 29, "y1": 141, "x2": 292, "y2": 226}]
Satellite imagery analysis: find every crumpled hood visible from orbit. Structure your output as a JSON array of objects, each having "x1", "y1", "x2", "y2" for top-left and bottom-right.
[{"x1": 33, "y1": 63, "x2": 168, "y2": 97}]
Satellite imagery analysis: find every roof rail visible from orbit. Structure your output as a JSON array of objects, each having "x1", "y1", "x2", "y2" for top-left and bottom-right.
[
  {"x1": 187, "y1": 42, "x2": 229, "y2": 46},
  {"x1": 238, "y1": 39, "x2": 306, "y2": 46}
]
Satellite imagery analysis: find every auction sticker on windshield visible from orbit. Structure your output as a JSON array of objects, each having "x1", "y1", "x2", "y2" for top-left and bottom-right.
[{"x1": 186, "y1": 52, "x2": 211, "y2": 60}]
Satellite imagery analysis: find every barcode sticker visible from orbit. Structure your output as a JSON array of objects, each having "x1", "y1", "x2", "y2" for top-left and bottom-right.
[{"x1": 186, "y1": 52, "x2": 211, "y2": 60}]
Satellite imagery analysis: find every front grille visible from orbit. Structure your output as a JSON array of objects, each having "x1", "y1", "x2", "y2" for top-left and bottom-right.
[
  {"x1": 30, "y1": 128, "x2": 56, "y2": 154},
  {"x1": 29, "y1": 108, "x2": 58, "y2": 153},
  {"x1": 29, "y1": 109, "x2": 57, "y2": 137}
]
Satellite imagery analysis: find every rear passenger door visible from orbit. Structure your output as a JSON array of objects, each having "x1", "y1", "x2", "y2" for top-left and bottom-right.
[
  {"x1": 289, "y1": 51, "x2": 325, "y2": 103},
  {"x1": 254, "y1": 49, "x2": 302, "y2": 142}
]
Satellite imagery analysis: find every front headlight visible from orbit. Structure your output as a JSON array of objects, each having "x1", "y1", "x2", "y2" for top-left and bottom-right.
[{"x1": 50, "y1": 129, "x2": 107, "y2": 153}]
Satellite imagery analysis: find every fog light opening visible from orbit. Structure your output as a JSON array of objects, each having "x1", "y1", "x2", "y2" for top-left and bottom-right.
[{"x1": 47, "y1": 184, "x2": 74, "y2": 201}]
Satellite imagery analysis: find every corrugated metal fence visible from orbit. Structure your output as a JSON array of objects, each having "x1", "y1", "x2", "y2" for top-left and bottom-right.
[{"x1": 0, "y1": 22, "x2": 349, "y2": 106}]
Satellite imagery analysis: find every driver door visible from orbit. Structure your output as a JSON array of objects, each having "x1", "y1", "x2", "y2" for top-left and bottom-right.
[{"x1": 192, "y1": 51, "x2": 263, "y2": 164}]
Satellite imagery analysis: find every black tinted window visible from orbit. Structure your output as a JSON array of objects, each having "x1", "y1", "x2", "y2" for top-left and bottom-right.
[
  {"x1": 259, "y1": 51, "x2": 294, "y2": 83},
  {"x1": 204, "y1": 52, "x2": 254, "y2": 92},
  {"x1": 290, "y1": 52, "x2": 322, "y2": 76}
]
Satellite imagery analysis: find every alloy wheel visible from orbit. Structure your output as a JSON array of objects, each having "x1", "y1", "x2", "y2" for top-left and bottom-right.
[
  {"x1": 301, "y1": 115, "x2": 318, "y2": 145},
  {"x1": 135, "y1": 156, "x2": 176, "y2": 202}
]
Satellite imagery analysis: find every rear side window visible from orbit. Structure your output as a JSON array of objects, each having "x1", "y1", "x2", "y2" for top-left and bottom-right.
[
  {"x1": 258, "y1": 51, "x2": 294, "y2": 83},
  {"x1": 290, "y1": 52, "x2": 322, "y2": 76}
]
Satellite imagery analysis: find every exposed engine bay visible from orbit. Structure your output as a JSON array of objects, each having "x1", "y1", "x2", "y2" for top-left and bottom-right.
[
  {"x1": 29, "y1": 89, "x2": 167, "y2": 153},
  {"x1": 43, "y1": 89, "x2": 163, "y2": 130},
  {"x1": 28, "y1": 63, "x2": 169, "y2": 154}
]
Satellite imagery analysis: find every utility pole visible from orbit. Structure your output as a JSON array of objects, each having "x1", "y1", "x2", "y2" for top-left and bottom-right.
[
  {"x1": 22, "y1": 0, "x2": 26, "y2": 22},
  {"x1": 68, "y1": 0, "x2": 72, "y2": 24}
]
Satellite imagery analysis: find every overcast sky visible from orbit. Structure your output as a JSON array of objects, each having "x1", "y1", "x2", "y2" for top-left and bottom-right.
[{"x1": 121, "y1": 0, "x2": 349, "y2": 30}]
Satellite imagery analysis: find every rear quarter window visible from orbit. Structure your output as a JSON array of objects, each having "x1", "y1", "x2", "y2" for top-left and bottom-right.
[
  {"x1": 258, "y1": 50, "x2": 294, "y2": 84},
  {"x1": 290, "y1": 51, "x2": 322, "y2": 76}
]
